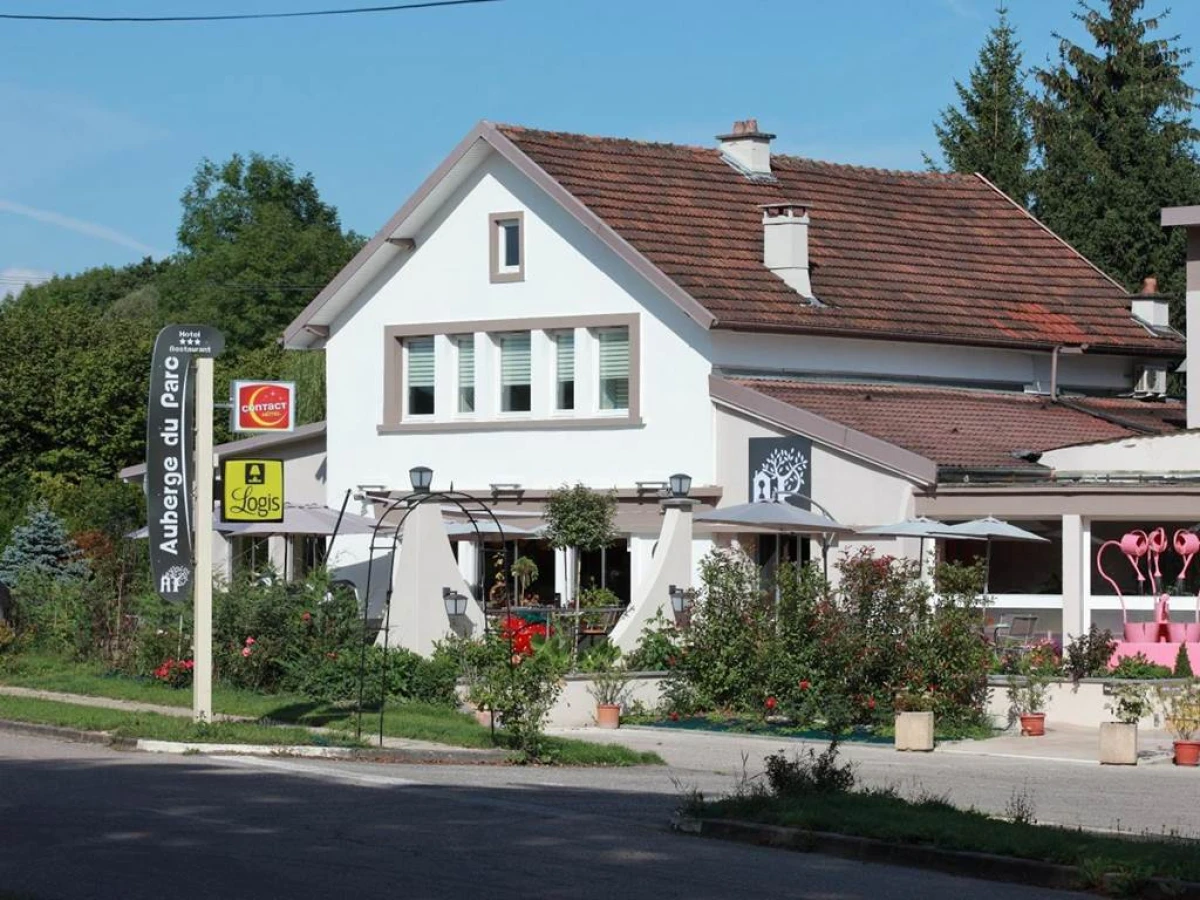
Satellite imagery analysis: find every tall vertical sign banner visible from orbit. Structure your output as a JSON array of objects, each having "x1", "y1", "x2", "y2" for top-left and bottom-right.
[
  {"x1": 748, "y1": 436, "x2": 813, "y2": 509},
  {"x1": 146, "y1": 325, "x2": 225, "y2": 602}
]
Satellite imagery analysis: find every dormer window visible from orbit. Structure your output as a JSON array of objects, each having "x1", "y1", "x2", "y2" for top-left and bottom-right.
[{"x1": 489, "y1": 211, "x2": 524, "y2": 283}]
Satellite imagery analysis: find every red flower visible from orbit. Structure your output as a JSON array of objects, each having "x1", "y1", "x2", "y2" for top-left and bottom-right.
[
  {"x1": 244, "y1": 636, "x2": 256, "y2": 646},
  {"x1": 242, "y1": 647, "x2": 252, "y2": 657},
  {"x1": 867, "y1": 697, "x2": 876, "y2": 710},
  {"x1": 301, "y1": 611, "x2": 312, "y2": 623},
  {"x1": 182, "y1": 659, "x2": 194, "y2": 670},
  {"x1": 799, "y1": 679, "x2": 810, "y2": 691},
  {"x1": 765, "y1": 696, "x2": 777, "y2": 710},
  {"x1": 669, "y1": 712, "x2": 680, "y2": 721}
]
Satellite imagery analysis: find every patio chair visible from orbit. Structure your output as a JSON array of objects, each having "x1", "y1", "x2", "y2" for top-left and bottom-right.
[{"x1": 993, "y1": 614, "x2": 1039, "y2": 652}]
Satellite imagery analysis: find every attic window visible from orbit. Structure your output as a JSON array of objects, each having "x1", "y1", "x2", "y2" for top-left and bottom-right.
[{"x1": 489, "y1": 212, "x2": 524, "y2": 283}]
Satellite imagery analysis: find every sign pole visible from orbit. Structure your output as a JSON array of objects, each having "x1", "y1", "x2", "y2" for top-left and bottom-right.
[{"x1": 193, "y1": 356, "x2": 214, "y2": 723}]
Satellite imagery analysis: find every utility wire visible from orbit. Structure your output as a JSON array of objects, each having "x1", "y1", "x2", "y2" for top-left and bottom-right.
[{"x1": 0, "y1": 0, "x2": 499, "y2": 24}]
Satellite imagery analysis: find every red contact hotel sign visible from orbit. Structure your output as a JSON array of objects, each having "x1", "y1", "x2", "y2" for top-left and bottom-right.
[{"x1": 232, "y1": 380, "x2": 295, "y2": 433}]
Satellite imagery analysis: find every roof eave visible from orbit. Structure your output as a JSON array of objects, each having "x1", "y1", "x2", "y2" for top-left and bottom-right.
[
  {"x1": 713, "y1": 320, "x2": 1183, "y2": 358},
  {"x1": 282, "y1": 121, "x2": 716, "y2": 349},
  {"x1": 710, "y1": 374, "x2": 938, "y2": 485}
]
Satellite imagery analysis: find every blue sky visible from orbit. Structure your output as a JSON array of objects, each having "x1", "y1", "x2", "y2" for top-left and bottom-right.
[{"x1": 3, "y1": 0, "x2": 1200, "y2": 289}]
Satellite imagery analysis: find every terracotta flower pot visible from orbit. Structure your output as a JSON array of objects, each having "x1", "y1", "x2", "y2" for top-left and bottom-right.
[
  {"x1": 596, "y1": 704, "x2": 621, "y2": 729},
  {"x1": 1019, "y1": 712, "x2": 1046, "y2": 736},
  {"x1": 1173, "y1": 740, "x2": 1200, "y2": 767}
]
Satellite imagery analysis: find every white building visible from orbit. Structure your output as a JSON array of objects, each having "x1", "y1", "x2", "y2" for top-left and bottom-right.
[{"x1": 283, "y1": 118, "x2": 1196, "y2": 645}]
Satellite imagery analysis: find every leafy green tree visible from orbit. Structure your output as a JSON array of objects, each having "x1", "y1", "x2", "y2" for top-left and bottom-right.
[
  {"x1": 1032, "y1": 0, "x2": 1200, "y2": 324},
  {"x1": 930, "y1": 5, "x2": 1033, "y2": 202},
  {"x1": 160, "y1": 152, "x2": 363, "y2": 351},
  {"x1": 0, "y1": 296, "x2": 158, "y2": 484},
  {"x1": 0, "y1": 501, "x2": 88, "y2": 585},
  {"x1": 542, "y1": 484, "x2": 617, "y2": 605}
]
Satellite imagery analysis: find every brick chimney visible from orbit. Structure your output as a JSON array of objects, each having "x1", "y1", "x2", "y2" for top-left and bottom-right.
[
  {"x1": 761, "y1": 202, "x2": 814, "y2": 300},
  {"x1": 1131, "y1": 276, "x2": 1169, "y2": 328},
  {"x1": 717, "y1": 119, "x2": 775, "y2": 176}
]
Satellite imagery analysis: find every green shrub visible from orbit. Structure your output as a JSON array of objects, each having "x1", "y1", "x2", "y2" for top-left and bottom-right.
[
  {"x1": 1174, "y1": 643, "x2": 1194, "y2": 679},
  {"x1": 212, "y1": 570, "x2": 360, "y2": 693},
  {"x1": 1063, "y1": 624, "x2": 1117, "y2": 683},
  {"x1": 625, "y1": 610, "x2": 682, "y2": 672},
  {"x1": 291, "y1": 644, "x2": 458, "y2": 705},
  {"x1": 1110, "y1": 653, "x2": 1173, "y2": 680}
]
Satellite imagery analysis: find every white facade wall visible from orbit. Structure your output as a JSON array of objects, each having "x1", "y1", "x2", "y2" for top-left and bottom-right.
[
  {"x1": 324, "y1": 151, "x2": 714, "y2": 502},
  {"x1": 1042, "y1": 431, "x2": 1200, "y2": 473}
]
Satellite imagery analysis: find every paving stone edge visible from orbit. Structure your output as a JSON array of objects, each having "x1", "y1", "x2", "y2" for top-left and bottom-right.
[{"x1": 672, "y1": 815, "x2": 1200, "y2": 899}]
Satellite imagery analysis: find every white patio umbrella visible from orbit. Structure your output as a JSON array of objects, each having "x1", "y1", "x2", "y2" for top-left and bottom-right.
[
  {"x1": 856, "y1": 516, "x2": 981, "y2": 578},
  {"x1": 443, "y1": 520, "x2": 543, "y2": 539},
  {"x1": 939, "y1": 516, "x2": 1049, "y2": 597},
  {"x1": 696, "y1": 500, "x2": 854, "y2": 580}
]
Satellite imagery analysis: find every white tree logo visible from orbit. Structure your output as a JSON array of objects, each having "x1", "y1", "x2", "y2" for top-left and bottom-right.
[
  {"x1": 752, "y1": 447, "x2": 808, "y2": 502},
  {"x1": 160, "y1": 565, "x2": 191, "y2": 594}
]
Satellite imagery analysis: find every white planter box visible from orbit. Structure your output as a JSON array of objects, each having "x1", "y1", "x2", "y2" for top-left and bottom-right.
[
  {"x1": 1098, "y1": 722, "x2": 1138, "y2": 765},
  {"x1": 895, "y1": 711, "x2": 934, "y2": 752}
]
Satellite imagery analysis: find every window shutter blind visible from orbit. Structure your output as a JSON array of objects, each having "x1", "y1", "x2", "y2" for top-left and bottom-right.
[
  {"x1": 598, "y1": 328, "x2": 629, "y2": 410},
  {"x1": 556, "y1": 332, "x2": 574, "y2": 381},
  {"x1": 501, "y1": 333, "x2": 531, "y2": 385},
  {"x1": 408, "y1": 337, "x2": 434, "y2": 386},
  {"x1": 457, "y1": 337, "x2": 474, "y2": 387},
  {"x1": 598, "y1": 329, "x2": 628, "y2": 379}
]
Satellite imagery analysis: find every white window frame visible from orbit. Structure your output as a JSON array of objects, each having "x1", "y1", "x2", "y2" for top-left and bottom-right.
[
  {"x1": 454, "y1": 334, "x2": 476, "y2": 417},
  {"x1": 594, "y1": 325, "x2": 631, "y2": 415},
  {"x1": 496, "y1": 330, "x2": 533, "y2": 416},
  {"x1": 489, "y1": 211, "x2": 524, "y2": 283},
  {"x1": 404, "y1": 336, "x2": 436, "y2": 418}
]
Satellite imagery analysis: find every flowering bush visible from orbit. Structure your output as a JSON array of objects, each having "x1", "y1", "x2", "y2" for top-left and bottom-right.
[
  {"x1": 153, "y1": 657, "x2": 194, "y2": 689},
  {"x1": 651, "y1": 547, "x2": 991, "y2": 732},
  {"x1": 498, "y1": 616, "x2": 548, "y2": 656}
]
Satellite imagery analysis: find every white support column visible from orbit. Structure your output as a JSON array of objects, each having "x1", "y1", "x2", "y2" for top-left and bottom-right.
[
  {"x1": 1061, "y1": 513, "x2": 1084, "y2": 640},
  {"x1": 456, "y1": 539, "x2": 479, "y2": 600},
  {"x1": 193, "y1": 356, "x2": 214, "y2": 724},
  {"x1": 1082, "y1": 517, "x2": 1093, "y2": 632}
]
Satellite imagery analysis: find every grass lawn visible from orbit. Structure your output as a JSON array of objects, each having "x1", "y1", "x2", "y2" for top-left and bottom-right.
[
  {"x1": 0, "y1": 654, "x2": 663, "y2": 766},
  {"x1": 0, "y1": 695, "x2": 363, "y2": 747},
  {"x1": 703, "y1": 789, "x2": 1200, "y2": 887}
]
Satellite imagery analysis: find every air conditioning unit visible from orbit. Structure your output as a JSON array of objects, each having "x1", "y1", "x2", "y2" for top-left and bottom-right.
[{"x1": 1133, "y1": 366, "x2": 1167, "y2": 397}]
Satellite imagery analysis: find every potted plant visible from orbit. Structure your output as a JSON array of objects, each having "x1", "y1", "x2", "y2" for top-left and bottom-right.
[
  {"x1": 1156, "y1": 680, "x2": 1200, "y2": 766},
  {"x1": 1006, "y1": 661, "x2": 1050, "y2": 736},
  {"x1": 511, "y1": 556, "x2": 539, "y2": 606},
  {"x1": 1100, "y1": 682, "x2": 1149, "y2": 765},
  {"x1": 584, "y1": 642, "x2": 628, "y2": 729},
  {"x1": 892, "y1": 686, "x2": 935, "y2": 752}
]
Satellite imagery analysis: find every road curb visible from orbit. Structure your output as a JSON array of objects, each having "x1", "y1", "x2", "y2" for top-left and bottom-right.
[
  {"x1": 135, "y1": 739, "x2": 508, "y2": 764},
  {"x1": 0, "y1": 718, "x2": 116, "y2": 745},
  {"x1": 672, "y1": 815, "x2": 1200, "y2": 899}
]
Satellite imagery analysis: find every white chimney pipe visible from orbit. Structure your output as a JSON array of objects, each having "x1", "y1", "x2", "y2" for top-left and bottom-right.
[
  {"x1": 762, "y1": 202, "x2": 814, "y2": 300},
  {"x1": 717, "y1": 119, "x2": 774, "y2": 177},
  {"x1": 1131, "y1": 276, "x2": 1170, "y2": 328}
]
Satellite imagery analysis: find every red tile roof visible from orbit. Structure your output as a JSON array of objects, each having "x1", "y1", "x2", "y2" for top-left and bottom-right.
[
  {"x1": 731, "y1": 378, "x2": 1184, "y2": 471},
  {"x1": 498, "y1": 125, "x2": 1181, "y2": 356}
]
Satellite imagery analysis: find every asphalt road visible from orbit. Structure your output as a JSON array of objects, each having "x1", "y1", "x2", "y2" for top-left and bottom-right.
[{"x1": 0, "y1": 732, "x2": 1093, "y2": 900}]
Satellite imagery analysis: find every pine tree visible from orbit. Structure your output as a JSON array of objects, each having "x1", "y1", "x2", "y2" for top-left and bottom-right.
[
  {"x1": 1032, "y1": 0, "x2": 1200, "y2": 326},
  {"x1": 931, "y1": 5, "x2": 1033, "y2": 202},
  {"x1": 0, "y1": 501, "x2": 88, "y2": 585}
]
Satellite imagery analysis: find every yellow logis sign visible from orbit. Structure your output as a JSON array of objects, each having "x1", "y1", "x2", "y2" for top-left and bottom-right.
[{"x1": 221, "y1": 458, "x2": 284, "y2": 523}]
